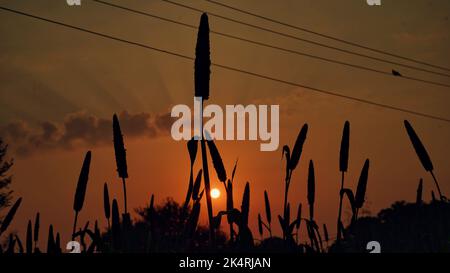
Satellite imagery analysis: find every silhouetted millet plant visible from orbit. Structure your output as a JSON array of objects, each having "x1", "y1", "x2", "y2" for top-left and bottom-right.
[
  {"x1": 33, "y1": 212, "x2": 40, "y2": 253},
  {"x1": 416, "y1": 178, "x2": 423, "y2": 205},
  {"x1": 26, "y1": 220, "x2": 32, "y2": 254},
  {"x1": 257, "y1": 190, "x2": 272, "y2": 238},
  {"x1": 183, "y1": 137, "x2": 198, "y2": 211},
  {"x1": 404, "y1": 120, "x2": 445, "y2": 200},
  {"x1": 103, "y1": 182, "x2": 111, "y2": 230},
  {"x1": 194, "y1": 12, "x2": 216, "y2": 247},
  {"x1": 72, "y1": 151, "x2": 91, "y2": 239},
  {"x1": 281, "y1": 124, "x2": 308, "y2": 240},
  {"x1": 0, "y1": 197, "x2": 22, "y2": 237},
  {"x1": 113, "y1": 114, "x2": 129, "y2": 214},
  {"x1": 1, "y1": 13, "x2": 450, "y2": 254},
  {"x1": 337, "y1": 121, "x2": 349, "y2": 241}
]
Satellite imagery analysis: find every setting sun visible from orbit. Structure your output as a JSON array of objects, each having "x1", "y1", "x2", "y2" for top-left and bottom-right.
[{"x1": 210, "y1": 188, "x2": 220, "y2": 199}]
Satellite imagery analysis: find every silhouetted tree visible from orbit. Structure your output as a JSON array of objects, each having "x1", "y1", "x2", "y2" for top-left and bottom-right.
[
  {"x1": 330, "y1": 200, "x2": 450, "y2": 252},
  {"x1": 134, "y1": 198, "x2": 227, "y2": 252},
  {"x1": 0, "y1": 138, "x2": 13, "y2": 215}
]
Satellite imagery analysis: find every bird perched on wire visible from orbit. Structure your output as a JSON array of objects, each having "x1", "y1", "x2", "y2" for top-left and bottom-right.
[{"x1": 392, "y1": 69, "x2": 402, "y2": 76}]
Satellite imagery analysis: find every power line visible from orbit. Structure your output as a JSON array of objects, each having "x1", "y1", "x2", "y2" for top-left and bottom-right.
[
  {"x1": 92, "y1": 0, "x2": 450, "y2": 89},
  {"x1": 0, "y1": 6, "x2": 449, "y2": 123},
  {"x1": 206, "y1": 0, "x2": 450, "y2": 73},
  {"x1": 162, "y1": 0, "x2": 450, "y2": 79}
]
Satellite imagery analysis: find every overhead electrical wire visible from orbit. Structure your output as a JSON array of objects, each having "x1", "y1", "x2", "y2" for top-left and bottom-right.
[
  {"x1": 92, "y1": 0, "x2": 450, "y2": 89},
  {"x1": 0, "y1": 6, "x2": 449, "y2": 123}
]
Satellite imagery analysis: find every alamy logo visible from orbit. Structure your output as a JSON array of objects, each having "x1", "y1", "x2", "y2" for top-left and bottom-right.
[
  {"x1": 367, "y1": 0, "x2": 381, "y2": 6},
  {"x1": 66, "y1": 0, "x2": 81, "y2": 6},
  {"x1": 366, "y1": 241, "x2": 381, "y2": 253},
  {"x1": 66, "y1": 241, "x2": 81, "y2": 253},
  {"x1": 171, "y1": 97, "x2": 279, "y2": 152}
]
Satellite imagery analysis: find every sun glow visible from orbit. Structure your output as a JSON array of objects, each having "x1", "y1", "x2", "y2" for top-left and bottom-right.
[{"x1": 210, "y1": 188, "x2": 221, "y2": 199}]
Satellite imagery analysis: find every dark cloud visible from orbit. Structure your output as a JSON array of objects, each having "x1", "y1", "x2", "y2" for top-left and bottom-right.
[
  {"x1": 153, "y1": 112, "x2": 174, "y2": 134},
  {"x1": 0, "y1": 111, "x2": 174, "y2": 157}
]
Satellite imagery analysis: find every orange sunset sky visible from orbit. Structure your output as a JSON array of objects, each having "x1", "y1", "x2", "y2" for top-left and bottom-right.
[{"x1": 0, "y1": 0, "x2": 449, "y2": 245}]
